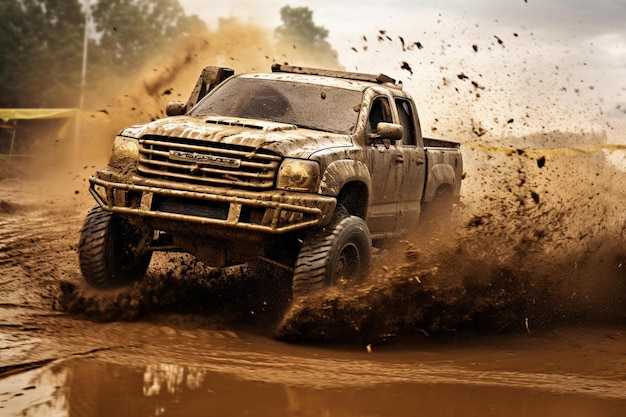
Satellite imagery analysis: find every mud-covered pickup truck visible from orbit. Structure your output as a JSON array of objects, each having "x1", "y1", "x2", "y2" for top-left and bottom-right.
[{"x1": 79, "y1": 64, "x2": 462, "y2": 296}]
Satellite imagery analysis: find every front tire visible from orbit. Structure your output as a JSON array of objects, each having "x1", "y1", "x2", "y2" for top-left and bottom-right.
[
  {"x1": 292, "y1": 211, "x2": 372, "y2": 297},
  {"x1": 78, "y1": 206, "x2": 152, "y2": 288}
]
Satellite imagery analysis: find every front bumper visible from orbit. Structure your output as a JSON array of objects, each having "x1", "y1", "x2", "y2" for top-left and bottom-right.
[{"x1": 89, "y1": 171, "x2": 336, "y2": 234}]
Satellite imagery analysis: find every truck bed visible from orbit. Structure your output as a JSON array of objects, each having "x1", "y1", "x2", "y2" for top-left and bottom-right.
[
  {"x1": 423, "y1": 137, "x2": 460, "y2": 149},
  {"x1": 422, "y1": 137, "x2": 463, "y2": 203}
]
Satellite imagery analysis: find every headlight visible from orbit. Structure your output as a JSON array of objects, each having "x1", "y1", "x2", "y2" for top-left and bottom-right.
[
  {"x1": 276, "y1": 159, "x2": 320, "y2": 192},
  {"x1": 108, "y1": 136, "x2": 139, "y2": 171}
]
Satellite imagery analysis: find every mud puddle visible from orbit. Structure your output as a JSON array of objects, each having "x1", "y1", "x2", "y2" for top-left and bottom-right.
[{"x1": 1, "y1": 324, "x2": 625, "y2": 417}]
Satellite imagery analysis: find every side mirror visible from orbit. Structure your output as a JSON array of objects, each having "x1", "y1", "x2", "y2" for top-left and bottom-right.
[
  {"x1": 166, "y1": 100, "x2": 186, "y2": 116},
  {"x1": 377, "y1": 122, "x2": 403, "y2": 141}
]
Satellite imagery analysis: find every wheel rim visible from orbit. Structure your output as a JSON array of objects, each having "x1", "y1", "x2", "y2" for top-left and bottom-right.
[
  {"x1": 334, "y1": 243, "x2": 361, "y2": 284},
  {"x1": 115, "y1": 217, "x2": 146, "y2": 272},
  {"x1": 119, "y1": 242, "x2": 140, "y2": 271}
]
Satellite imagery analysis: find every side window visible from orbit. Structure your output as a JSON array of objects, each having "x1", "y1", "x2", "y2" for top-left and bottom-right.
[
  {"x1": 367, "y1": 97, "x2": 392, "y2": 135},
  {"x1": 395, "y1": 98, "x2": 417, "y2": 146}
]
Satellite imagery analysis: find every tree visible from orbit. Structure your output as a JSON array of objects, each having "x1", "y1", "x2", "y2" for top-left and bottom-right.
[
  {"x1": 274, "y1": 5, "x2": 340, "y2": 68},
  {"x1": 0, "y1": 0, "x2": 206, "y2": 109},
  {"x1": 0, "y1": 0, "x2": 86, "y2": 108},
  {"x1": 91, "y1": 0, "x2": 205, "y2": 73}
]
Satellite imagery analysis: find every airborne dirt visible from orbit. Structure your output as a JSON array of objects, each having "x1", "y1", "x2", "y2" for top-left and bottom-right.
[{"x1": 1, "y1": 136, "x2": 625, "y2": 416}]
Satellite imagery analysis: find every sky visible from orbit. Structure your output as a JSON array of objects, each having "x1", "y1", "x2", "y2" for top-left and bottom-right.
[{"x1": 177, "y1": 0, "x2": 626, "y2": 142}]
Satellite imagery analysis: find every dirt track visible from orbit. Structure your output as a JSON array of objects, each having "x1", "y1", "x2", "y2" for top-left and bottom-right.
[{"x1": 1, "y1": 142, "x2": 626, "y2": 416}]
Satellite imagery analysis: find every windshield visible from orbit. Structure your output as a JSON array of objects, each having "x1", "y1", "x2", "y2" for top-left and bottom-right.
[{"x1": 190, "y1": 77, "x2": 363, "y2": 134}]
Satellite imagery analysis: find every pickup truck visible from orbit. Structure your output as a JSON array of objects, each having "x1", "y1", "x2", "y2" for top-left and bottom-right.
[{"x1": 79, "y1": 64, "x2": 463, "y2": 296}]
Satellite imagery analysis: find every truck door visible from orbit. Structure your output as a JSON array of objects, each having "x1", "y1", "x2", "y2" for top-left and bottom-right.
[
  {"x1": 394, "y1": 97, "x2": 426, "y2": 232},
  {"x1": 364, "y1": 95, "x2": 405, "y2": 236}
]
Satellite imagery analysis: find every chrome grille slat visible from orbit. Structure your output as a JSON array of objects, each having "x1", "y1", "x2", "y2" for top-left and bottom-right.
[
  {"x1": 139, "y1": 152, "x2": 276, "y2": 172},
  {"x1": 137, "y1": 135, "x2": 281, "y2": 189},
  {"x1": 138, "y1": 158, "x2": 276, "y2": 180},
  {"x1": 141, "y1": 139, "x2": 281, "y2": 162},
  {"x1": 137, "y1": 166, "x2": 252, "y2": 187}
]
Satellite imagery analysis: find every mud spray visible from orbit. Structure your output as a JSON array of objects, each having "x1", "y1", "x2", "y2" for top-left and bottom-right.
[
  {"x1": 53, "y1": 23, "x2": 626, "y2": 344},
  {"x1": 279, "y1": 141, "x2": 626, "y2": 343}
]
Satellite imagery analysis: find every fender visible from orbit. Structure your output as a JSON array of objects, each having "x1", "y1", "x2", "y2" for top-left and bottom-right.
[
  {"x1": 319, "y1": 159, "x2": 372, "y2": 197},
  {"x1": 423, "y1": 163, "x2": 456, "y2": 202}
]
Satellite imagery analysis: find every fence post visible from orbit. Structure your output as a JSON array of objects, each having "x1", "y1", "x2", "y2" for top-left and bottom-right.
[{"x1": 8, "y1": 119, "x2": 17, "y2": 159}]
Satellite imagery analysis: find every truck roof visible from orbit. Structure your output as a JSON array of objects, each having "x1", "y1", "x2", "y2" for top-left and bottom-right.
[{"x1": 236, "y1": 64, "x2": 405, "y2": 93}]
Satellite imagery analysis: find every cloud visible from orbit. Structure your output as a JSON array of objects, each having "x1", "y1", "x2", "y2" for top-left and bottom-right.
[{"x1": 589, "y1": 33, "x2": 626, "y2": 67}]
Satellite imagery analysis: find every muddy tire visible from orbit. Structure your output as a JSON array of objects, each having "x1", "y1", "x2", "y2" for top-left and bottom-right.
[
  {"x1": 292, "y1": 211, "x2": 372, "y2": 297},
  {"x1": 420, "y1": 189, "x2": 458, "y2": 233},
  {"x1": 78, "y1": 206, "x2": 152, "y2": 288}
]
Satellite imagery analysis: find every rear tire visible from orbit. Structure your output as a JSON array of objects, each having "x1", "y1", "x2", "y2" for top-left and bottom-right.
[
  {"x1": 78, "y1": 206, "x2": 152, "y2": 288},
  {"x1": 420, "y1": 189, "x2": 458, "y2": 233},
  {"x1": 292, "y1": 210, "x2": 372, "y2": 297}
]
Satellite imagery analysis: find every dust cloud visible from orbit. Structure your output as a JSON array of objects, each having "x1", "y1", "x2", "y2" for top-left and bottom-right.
[
  {"x1": 81, "y1": 18, "x2": 341, "y2": 151},
  {"x1": 78, "y1": 21, "x2": 279, "y2": 166}
]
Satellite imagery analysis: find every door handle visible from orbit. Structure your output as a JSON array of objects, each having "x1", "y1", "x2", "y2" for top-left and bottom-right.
[{"x1": 395, "y1": 155, "x2": 404, "y2": 163}]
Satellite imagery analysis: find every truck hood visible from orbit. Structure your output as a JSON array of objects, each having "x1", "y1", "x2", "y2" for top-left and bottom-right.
[{"x1": 119, "y1": 115, "x2": 353, "y2": 159}]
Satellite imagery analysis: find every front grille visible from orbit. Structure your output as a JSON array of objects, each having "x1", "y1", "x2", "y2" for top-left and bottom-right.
[{"x1": 137, "y1": 135, "x2": 282, "y2": 189}]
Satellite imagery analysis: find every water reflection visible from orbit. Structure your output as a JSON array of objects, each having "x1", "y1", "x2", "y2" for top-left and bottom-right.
[
  {"x1": 0, "y1": 364, "x2": 69, "y2": 417},
  {"x1": 143, "y1": 364, "x2": 206, "y2": 397},
  {"x1": 1, "y1": 358, "x2": 624, "y2": 417}
]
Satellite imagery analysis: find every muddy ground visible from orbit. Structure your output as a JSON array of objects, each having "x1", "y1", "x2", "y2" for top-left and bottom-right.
[{"x1": 1, "y1": 141, "x2": 625, "y2": 416}]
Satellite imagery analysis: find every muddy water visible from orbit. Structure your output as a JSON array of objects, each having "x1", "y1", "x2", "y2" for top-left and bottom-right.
[{"x1": 1, "y1": 317, "x2": 625, "y2": 417}]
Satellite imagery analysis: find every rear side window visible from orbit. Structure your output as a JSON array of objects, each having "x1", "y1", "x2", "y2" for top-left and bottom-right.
[{"x1": 395, "y1": 98, "x2": 417, "y2": 146}]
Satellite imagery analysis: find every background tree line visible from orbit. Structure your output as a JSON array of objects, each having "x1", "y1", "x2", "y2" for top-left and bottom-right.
[{"x1": 0, "y1": 1, "x2": 339, "y2": 109}]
